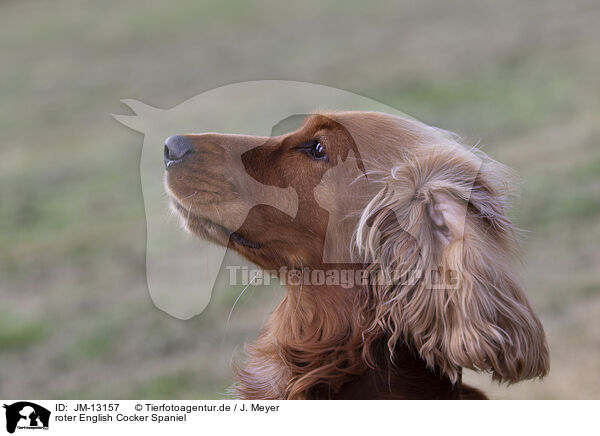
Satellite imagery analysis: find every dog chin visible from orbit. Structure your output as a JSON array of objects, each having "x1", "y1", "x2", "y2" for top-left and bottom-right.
[
  {"x1": 169, "y1": 197, "x2": 263, "y2": 251},
  {"x1": 168, "y1": 197, "x2": 232, "y2": 246}
]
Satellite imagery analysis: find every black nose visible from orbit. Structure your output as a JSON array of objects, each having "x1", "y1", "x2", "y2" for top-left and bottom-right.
[{"x1": 164, "y1": 135, "x2": 194, "y2": 168}]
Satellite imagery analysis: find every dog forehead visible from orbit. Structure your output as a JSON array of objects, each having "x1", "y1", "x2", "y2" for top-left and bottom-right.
[
  {"x1": 313, "y1": 110, "x2": 393, "y2": 127},
  {"x1": 321, "y1": 111, "x2": 434, "y2": 144},
  {"x1": 297, "y1": 113, "x2": 340, "y2": 134}
]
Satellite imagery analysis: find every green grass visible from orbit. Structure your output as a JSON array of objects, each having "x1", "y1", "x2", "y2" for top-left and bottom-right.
[
  {"x1": 129, "y1": 370, "x2": 230, "y2": 399},
  {"x1": 0, "y1": 313, "x2": 49, "y2": 351},
  {"x1": 571, "y1": 156, "x2": 600, "y2": 183},
  {"x1": 547, "y1": 281, "x2": 600, "y2": 314},
  {"x1": 70, "y1": 324, "x2": 120, "y2": 360}
]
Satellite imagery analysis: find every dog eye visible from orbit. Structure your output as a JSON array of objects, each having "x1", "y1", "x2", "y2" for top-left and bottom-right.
[
  {"x1": 299, "y1": 140, "x2": 327, "y2": 160},
  {"x1": 311, "y1": 141, "x2": 326, "y2": 159}
]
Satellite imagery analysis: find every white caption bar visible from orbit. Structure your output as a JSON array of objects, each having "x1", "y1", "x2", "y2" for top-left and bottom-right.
[{"x1": 0, "y1": 400, "x2": 596, "y2": 435}]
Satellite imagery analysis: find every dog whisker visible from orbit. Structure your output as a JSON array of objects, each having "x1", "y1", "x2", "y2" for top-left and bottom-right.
[{"x1": 222, "y1": 274, "x2": 258, "y2": 345}]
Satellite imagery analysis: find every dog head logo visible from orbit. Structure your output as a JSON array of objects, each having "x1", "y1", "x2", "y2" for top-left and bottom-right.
[{"x1": 3, "y1": 402, "x2": 50, "y2": 434}]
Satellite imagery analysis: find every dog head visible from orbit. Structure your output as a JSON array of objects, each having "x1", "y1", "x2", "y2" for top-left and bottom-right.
[{"x1": 164, "y1": 111, "x2": 549, "y2": 383}]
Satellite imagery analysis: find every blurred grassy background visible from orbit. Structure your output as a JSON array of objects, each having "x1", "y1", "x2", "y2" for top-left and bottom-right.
[{"x1": 1, "y1": 0, "x2": 599, "y2": 399}]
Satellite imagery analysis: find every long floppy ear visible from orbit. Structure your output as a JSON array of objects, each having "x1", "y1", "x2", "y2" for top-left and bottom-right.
[{"x1": 357, "y1": 142, "x2": 549, "y2": 384}]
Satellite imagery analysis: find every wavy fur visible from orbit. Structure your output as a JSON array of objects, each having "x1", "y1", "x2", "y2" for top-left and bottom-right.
[{"x1": 356, "y1": 129, "x2": 549, "y2": 383}]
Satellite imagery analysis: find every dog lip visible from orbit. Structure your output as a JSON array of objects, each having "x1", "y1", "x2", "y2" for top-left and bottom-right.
[
  {"x1": 229, "y1": 231, "x2": 262, "y2": 249},
  {"x1": 169, "y1": 196, "x2": 261, "y2": 249},
  {"x1": 170, "y1": 197, "x2": 229, "y2": 233}
]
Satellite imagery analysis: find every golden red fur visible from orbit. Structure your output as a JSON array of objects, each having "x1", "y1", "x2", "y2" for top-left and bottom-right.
[{"x1": 164, "y1": 111, "x2": 549, "y2": 399}]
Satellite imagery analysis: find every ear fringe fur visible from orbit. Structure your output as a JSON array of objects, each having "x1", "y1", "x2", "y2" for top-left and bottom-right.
[{"x1": 355, "y1": 135, "x2": 549, "y2": 383}]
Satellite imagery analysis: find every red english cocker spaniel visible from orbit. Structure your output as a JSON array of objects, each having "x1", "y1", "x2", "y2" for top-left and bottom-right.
[{"x1": 163, "y1": 111, "x2": 549, "y2": 399}]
